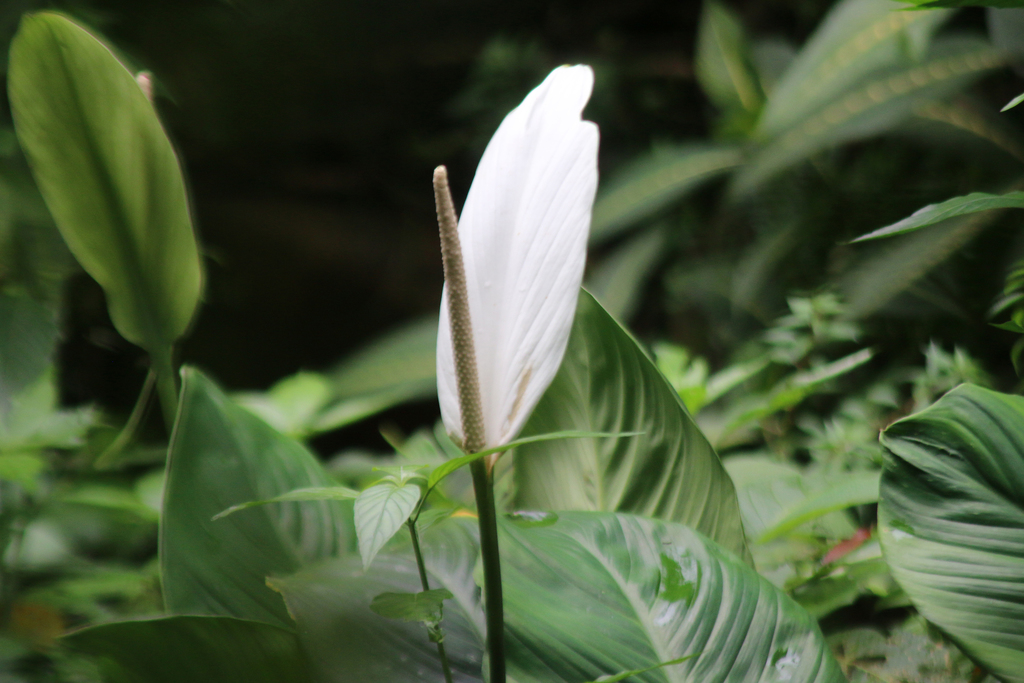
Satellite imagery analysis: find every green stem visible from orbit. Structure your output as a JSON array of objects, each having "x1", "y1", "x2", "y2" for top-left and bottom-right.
[
  {"x1": 470, "y1": 459, "x2": 505, "y2": 683},
  {"x1": 151, "y1": 349, "x2": 179, "y2": 434},
  {"x1": 408, "y1": 518, "x2": 455, "y2": 683}
]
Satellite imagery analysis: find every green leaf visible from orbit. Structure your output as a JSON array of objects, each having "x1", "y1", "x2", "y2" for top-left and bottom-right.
[
  {"x1": 756, "y1": 0, "x2": 952, "y2": 139},
  {"x1": 878, "y1": 384, "x2": 1024, "y2": 682},
  {"x1": 213, "y1": 486, "x2": 360, "y2": 521},
  {"x1": 318, "y1": 316, "x2": 438, "y2": 431},
  {"x1": 0, "y1": 368, "x2": 94, "y2": 452},
  {"x1": 831, "y1": 620, "x2": 992, "y2": 682},
  {"x1": 853, "y1": 191, "x2": 1024, "y2": 241},
  {"x1": 354, "y1": 481, "x2": 421, "y2": 570},
  {"x1": 426, "y1": 430, "x2": 640, "y2": 491},
  {"x1": 586, "y1": 227, "x2": 666, "y2": 323},
  {"x1": 8, "y1": 13, "x2": 202, "y2": 354},
  {"x1": 63, "y1": 616, "x2": 310, "y2": 683},
  {"x1": 757, "y1": 471, "x2": 879, "y2": 542},
  {"x1": 369, "y1": 589, "x2": 453, "y2": 623},
  {"x1": 268, "y1": 519, "x2": 484, "y2": 682},
  {"x1": 162, "y1": 368, "x2": 351, "y2": 629},
  {"x1": 724, "y1": 455, "x2": 857, "y2": 543},
  {"x1": 234, "y1": 372, "x2": 331, "y2": 438},
  {"x1": 500, "y1": 512, "x2": 845, "y2": 683},
  {"x1": 589, "y1": 145, "x2": 742, "y2": 244},
  {"x1": 735, "y1": 36, "x2": 1004, "y2": 194},
  {"x1": 1002, "y1": 92, "x2": 1024, "y2": 111},
  {"x1": 514, "y1": 291, "x2": 750, "y2": 563},
  {"x1": 695, "y1": 1, "x2": 763, "y2": 113},
  {"x1": 0, "y1": 293, "x2": 56, "y2": 415},
  {"x1": 840, "y1": 205, "x2": 1002, "y2": 319}
]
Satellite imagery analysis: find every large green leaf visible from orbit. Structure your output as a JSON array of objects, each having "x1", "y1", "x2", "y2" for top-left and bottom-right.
[
  {"x1": 8, "y1": 13, "x2": 201, "y2": 354},
  {"x1": 64, "y1": 616, "x2": 310, "y2": 683},
  {"x1": 878, "y1": 384, "x2": 1024, "y2": 682},
  {"x1": 756, "y1": 0, "x2": 951, "y2": 139},
  {"x1": 853, "y1": 191, "x2": 1024, "y2": 241},
  {"x1": 735, "y1": 36, "x2": 1005, "y2": 194},
  {"x1": 161, "y1": 368, "x2": 351, "y2": 629},
  {"x1": 269, "y1": 513, "x2": 840, "y2": 683},
  {"x1": 500, "y1": 512, "x2": 845, "y2": 683},
  {"x1": 513, "y1": 291, "x2": 750, "y2": 562},
  {"x1": 695, "y1": 1, "x2": 762, "y2": 113},
  {"x1": 589, "y1": 145, "x2": 742, "y2": 244},
  {"x1": 268, "y1": 519, "x2": 484, "y2": 683}
]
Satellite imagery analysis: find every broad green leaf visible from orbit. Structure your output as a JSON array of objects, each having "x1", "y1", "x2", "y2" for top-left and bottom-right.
[
  {"x1": 579, "y1": 655, "x2": 698, "y2": 683},
  {"x1": 369, "y1": 589, "x2": 453, "y2": 623},
  {"x1": 586, "y1": 227, "x2": 666, "y2": 322},
  {"x1": 9, "y1": 13, "x2": 202, "y2": 354},
  {"x1": 500, "y1": 512, "x2": 845, "y2": 683},
  {"x1": 0, "y1": 293, "x2": 56, "y2": 415},
  {"x1": 695, "y1": 1, "x2": 763, "y2": 113},
  {"x1": 213, "y1": 486, "x2": 360, "y2": 521},
  {"x1": 590, "y1": 145, "x2": 742, "y2": 244},
  {"x1": 840, "y1": 205, "x2": 1001, "y2": 318},
  {"x1": 735, "y1": 36, "x2": 1004, "y2": 194},
  {"x1": 853, "y1": 191, "x2": 1024, "y2": 241},
  {"x1": 63, "y1": 616, "x2": 309, "y2": 683},
  {"x1": 758, "y1": 471, "x2": 879, "y2": 542},
  {"x1": 269, "y1": 519, "x2": 484, "y2": 683},
  {"x1": 757, "y1": 0, "x2": 951, "y2": 139},
  {"x1": 354, "y1": 481, "x2": 421, "y2": 570},
  {"x1": 878, "y1": 384, "x2": 1024, "y2": 682},
  {"x1": 514, "y1": 291, "x2": 750, "y2": 562},
  {"x1": 162, "y1": 368, "x2": 351, "y2": 629}
]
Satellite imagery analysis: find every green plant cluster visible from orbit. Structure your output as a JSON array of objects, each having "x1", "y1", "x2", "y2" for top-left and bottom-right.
[{"x1": 0, "y1": 2, "x2": 1021, "y2": 683}]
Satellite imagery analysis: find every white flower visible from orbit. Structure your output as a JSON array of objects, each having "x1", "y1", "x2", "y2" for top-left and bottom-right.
[{"x1": 437, "y1": 65, "x2": 599, "y2": 450}]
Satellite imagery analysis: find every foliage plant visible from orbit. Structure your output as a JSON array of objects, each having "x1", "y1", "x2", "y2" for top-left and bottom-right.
[{"x1": 0, "y1": 4, "x2": 1021, "y2": 683}]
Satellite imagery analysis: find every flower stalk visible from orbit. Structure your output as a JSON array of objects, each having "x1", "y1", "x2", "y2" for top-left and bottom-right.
[{"x1": 434, "y1": 165, "x2": 506, "y2": 683}]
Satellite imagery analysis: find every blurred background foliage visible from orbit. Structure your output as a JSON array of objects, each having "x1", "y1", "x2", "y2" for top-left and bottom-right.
[{"x1": 0, "y1": 0, "x2": 1023, "y2": 679}]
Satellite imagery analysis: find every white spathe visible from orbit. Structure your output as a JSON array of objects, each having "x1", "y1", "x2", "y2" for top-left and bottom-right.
[{"x1": 437, "y1": 65, "x2": 599, "y2": 449}]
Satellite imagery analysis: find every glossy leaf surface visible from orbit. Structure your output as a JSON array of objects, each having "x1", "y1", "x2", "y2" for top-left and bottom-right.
[
  {"x1": 514, "y1": 291, "x2": 749, "y2": 562},
  {"x1": 501, "y1": 512, "x2": 845, "y2": 683},
  {"x1": 9, "y1": 13, "x2": 201, "y2": 352},
  {"x1": 269, "y1": 519, "x2": 484, "y2": 683},
  {"x1": 879, "y1": 384, "x2": 1024, "y2": 682},
  {"x1": 162, "y1": 368, "x2": 350, "y2": 629},
  {"x1": 64, "y1": 616, "x2": 309, "y2": 683}
]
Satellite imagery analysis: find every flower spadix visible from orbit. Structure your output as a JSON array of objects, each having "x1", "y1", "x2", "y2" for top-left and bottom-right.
[{"x1": 437, "y1": 65, "x2": 599, "y2": 453}]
